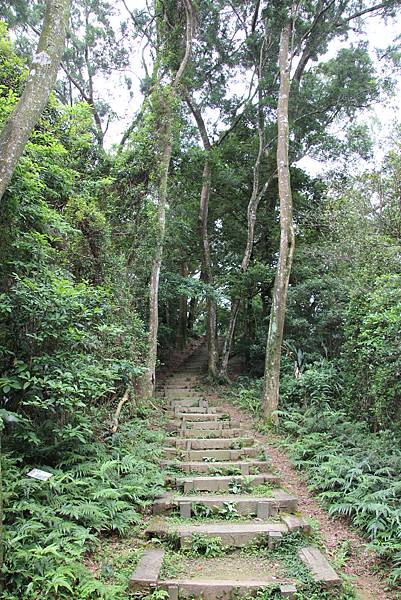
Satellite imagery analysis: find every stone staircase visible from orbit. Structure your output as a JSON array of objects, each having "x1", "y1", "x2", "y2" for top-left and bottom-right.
[{"x1": 131, "y1": 344, "x2": 341, "y2": 599}]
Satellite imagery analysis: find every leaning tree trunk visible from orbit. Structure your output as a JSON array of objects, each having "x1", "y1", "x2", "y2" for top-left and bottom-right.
[
  {"x1": 142, "y1": 0, "x2": 195, "y2": 398},
  {"x1": 0, "y1": 0, "x2": 70, "y2": 203},
  {"x1": 262, "y1": 20, "x2": 295, "y2": 423}
]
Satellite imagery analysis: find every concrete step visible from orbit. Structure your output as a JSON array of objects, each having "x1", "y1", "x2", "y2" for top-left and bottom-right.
[
  {"x1": 168, "y1": 398, "x2": 203, "y2": 408},
  {"x1": 176, "y1": 428, "x2": 248, "y2": 439},
  {"x1": 178, "y1": 420, "x2": 241, "y2": 430},
  {"x1": 161, "y1": 460, "x2": 271, "y2": 475},
  {"x1": 153, "y1": 490, "x2": 298, "y2": 517},
  {"x1": 299, "y1": 546, "x2": 341, "y2": 587},
  {"x1": 174, "y1": 473, "x2": 280, "y2": 493},
  {"x1": 167, "y1": 437, "x2": 255, "y2": 450},
  {"x1": 146, "y1": 518, "x2": 286, "y2": 548},
  {"x1": 175, "y1": 413, "x2": 225, "y2": 421},
  {"x1": 165, "y1": 406, "x2": 216, "y2": 417},
  {"x1": 163, "y1": 446, "x2": 259, "y2": 461},
  {"x1": 166, "y1": 421, "x2": 239, "y2": 433},
  {"x1": 130, "y1": 548, "x2": 165, "y2": 592},
  {"x1": 178, "y1": 405, "x2": 215, "y2": 414},
  {"x1": 165, "y1": 390, "x2": 203, "y2": 398},
  {"x1": 161, "y1": 580, "x2": 297, "y2": 599}
]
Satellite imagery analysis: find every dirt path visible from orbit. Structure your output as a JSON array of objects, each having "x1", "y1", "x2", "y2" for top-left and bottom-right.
[{"x1": 210, "y1": 391, "x2": 396, "y2": 600}]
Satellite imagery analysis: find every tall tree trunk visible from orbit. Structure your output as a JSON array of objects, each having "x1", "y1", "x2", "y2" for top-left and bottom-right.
[
  {"x1": 219, "y1": 82, "x2": 270, "y2": 380},
  {"x1": 0, "y1": 0, "x2": 70, "y2": 203},
  {"x1": 199, "y1": 158, "x2": 218, "y2": 377},
  {"x1": 176, "y1": 261, "x2": 188, "y2": 350},
  {"x1": 186, "y1": 95, "x2": 218, "y2": 378},
  {"x1": 262, "y1": 19, "x2": 295, "y2": 423},
  {"x1": 142, "y1": 0, "x2": 195, "y2": 397}
]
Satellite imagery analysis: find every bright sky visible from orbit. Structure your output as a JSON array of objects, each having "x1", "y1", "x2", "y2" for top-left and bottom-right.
[{"x1": 105, "y1": 1, "x2": 401, "y2": 176}]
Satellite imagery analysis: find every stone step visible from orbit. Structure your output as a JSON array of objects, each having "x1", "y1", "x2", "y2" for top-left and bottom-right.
[
  {"x1": 165, "y1": 406, "x2": 216, "y2": 417},
  {"x1": 178, "y1": 420, "x2": 241, "y2": 430},
  {"x1": 281, "y1": 514, "x2": 311, "y2": 534},
  {"x1": 153, "y1": 490, "x2": 298, "y2": 517},
  {"x1": 161, "y1": 460, "x2": 271, "y2": 475},
  {"x1": 167, "y1": 437, "x2": 254, "y2": 449},
  {"x1": 163, "y1": 446, "x2": 259, "y2": 461},
  {"x1": 175, "y1": 413, "x2": 224, "y2": 421},
  {"x1": 178, "y1": 428, "x2": 249, "y2": 439},
  {"x1": 174, "y1": 473, "x2": 280, "y2": 493},
  {"x1": 129, "y1": 548, "x2": 165, "y2": 592},
  {"x1": 178, "y1": 405, "x2": 215, "y2": 414},
  {"x1": 165, "y1": 390, "x2": 203, "y2": 398},
  {"x1": 146, "y1": 518, "x2": 286, "y2": 548},
  {"x1": 299, "y1": 546, "x2": 341, "y2": 587},
  {"x1": 161, "y1": 580, "x2": 297, "y2": 599},
  {"x1": 168, "y1": 398, "x2": 202, "y2": 408}
]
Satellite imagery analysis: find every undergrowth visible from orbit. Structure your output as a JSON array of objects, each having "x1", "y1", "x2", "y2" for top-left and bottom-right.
[
  {"x1": 228, "y1": 376, "x2": 401, "y2": 586},
  {"x1": 2, "y1": 404, "x2": 165, "y2": 599}
]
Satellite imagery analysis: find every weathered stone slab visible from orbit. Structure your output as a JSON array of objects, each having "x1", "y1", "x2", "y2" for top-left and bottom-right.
[
  {"x1": 169, "y1": 398, "x2": 200, "y2": 408},
  {"x1": 165, "y1": 390, "x2": 201, "y2": 398},
  {"x1": 152, "y1": 491, "x2": 298, "y2": 516},
  {"x1": 161, "y1": 580, "x2": 293, "y2": 600},
  {"x1": 146, "y1": 520, "x2": 286, "y2": 548},
  {"x1": 161, "y1": 460, "x2": 271, "y2": 475},
  {"x1": 176, "y1": 473, "x2": 280, "y2": 493},
  {"x1": 280, "y1": 584, "x2": 297, "y2": 598},
  {"x1": 177, "y1": 413, "x2": 220, "y2": 421},
  {"x1": 175, "y1": 406, "x2": 214, "y2": 414},
  {"x1": 169, "y1": 437, "x2": 254, "y2": 450},
  {"x1": 179, "y1": 428, "x2": 247, "y2": 439},
  {"x1": 129, "y1": 549, "x2": 165, "y2": 591},
  {"x1": 299, "y1": 546, "x2": 341, "y2": 587},
  {"x1": 281, "y1": 514, "x2": 311, "y2": 534},
  {"x1": 182, "y1": 447, "x2": 259, "y2": 461}
]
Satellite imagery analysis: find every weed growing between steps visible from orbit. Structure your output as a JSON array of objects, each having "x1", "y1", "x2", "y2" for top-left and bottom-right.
[{"x1": 2, "y1": 403, "x2": 166, "y2": 599}]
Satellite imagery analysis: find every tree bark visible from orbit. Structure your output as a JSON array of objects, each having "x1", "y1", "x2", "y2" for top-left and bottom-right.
[
  {"x1": 0, "y1": 0, "x2": 70, "y2": 203},
  {"x1": 176, "y1": 261, "x2": 189, "y2": 350},
  {"x1": 185, "y1": 95, "x2": 219, "y2": 378},
  {"x1": 142, "y1": 0, "x2": 195, "y2": 398},
  {"x1": 199, "y1": 158, "x2": 219, "y2": 377},
  {"x1": 219, "y1": 79, "x2": 270, "y2": 380},
  {"x1": 262, "y1": 18, "x2": 295, "y2": 424}
]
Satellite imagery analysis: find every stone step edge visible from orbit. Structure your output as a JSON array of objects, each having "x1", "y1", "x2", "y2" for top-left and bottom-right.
[
  {"x1": 161, "y1": 459, "x2": 271, "y2": 474},
  {"x1": 299, "y1": 546, "x2": 341, "y2": 587},
  {"x1": 152, "y1": 491, "x2": 298, "y2": 517},
  {"x1": 161, "y1": 580, "x2": 297, "y2": 599},
  {"x1": 167, "y1": 437, "x2": 255, "y2": 448}
]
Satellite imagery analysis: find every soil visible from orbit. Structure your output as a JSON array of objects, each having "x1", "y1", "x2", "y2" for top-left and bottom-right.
[{"x1": 165, "y1": 552, "x2": 291, "y2": 583}]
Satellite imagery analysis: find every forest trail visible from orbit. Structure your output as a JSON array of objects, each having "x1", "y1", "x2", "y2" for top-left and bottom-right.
[{"x1": 130, "y1": 344, "x2": 352, "y2": 599}]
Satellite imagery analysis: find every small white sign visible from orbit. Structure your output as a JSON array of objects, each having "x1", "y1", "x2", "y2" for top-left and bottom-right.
[{"x1": 27, "y1": 468, "x2": 53, "y2": 481}]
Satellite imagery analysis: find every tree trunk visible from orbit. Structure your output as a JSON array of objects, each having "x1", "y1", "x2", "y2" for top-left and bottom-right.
[
  {"x1": 199, "y1": 158, "x2": 219, "y2": 378},
  {"x1": 176, "y1": 261, "x2": 188, "y2": 350},
  {"x1": 262, "y1": 19, "x2": 295, "y2": 424},
  {"x1": 0, "y1": 0, "x2": 70, "y2": 203},
  {"x1": 187, "y1": 295, "x2": 198, "y2": 332},
  {"x1": 142, "y1": 0, "x2": 195, "y2": 398},
  {"x1": 219, "y1": 80, "x2": 270, "y2": 380},
  {"x1": 185, "y1": 95, "x2": 219, "y2": 378}
]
